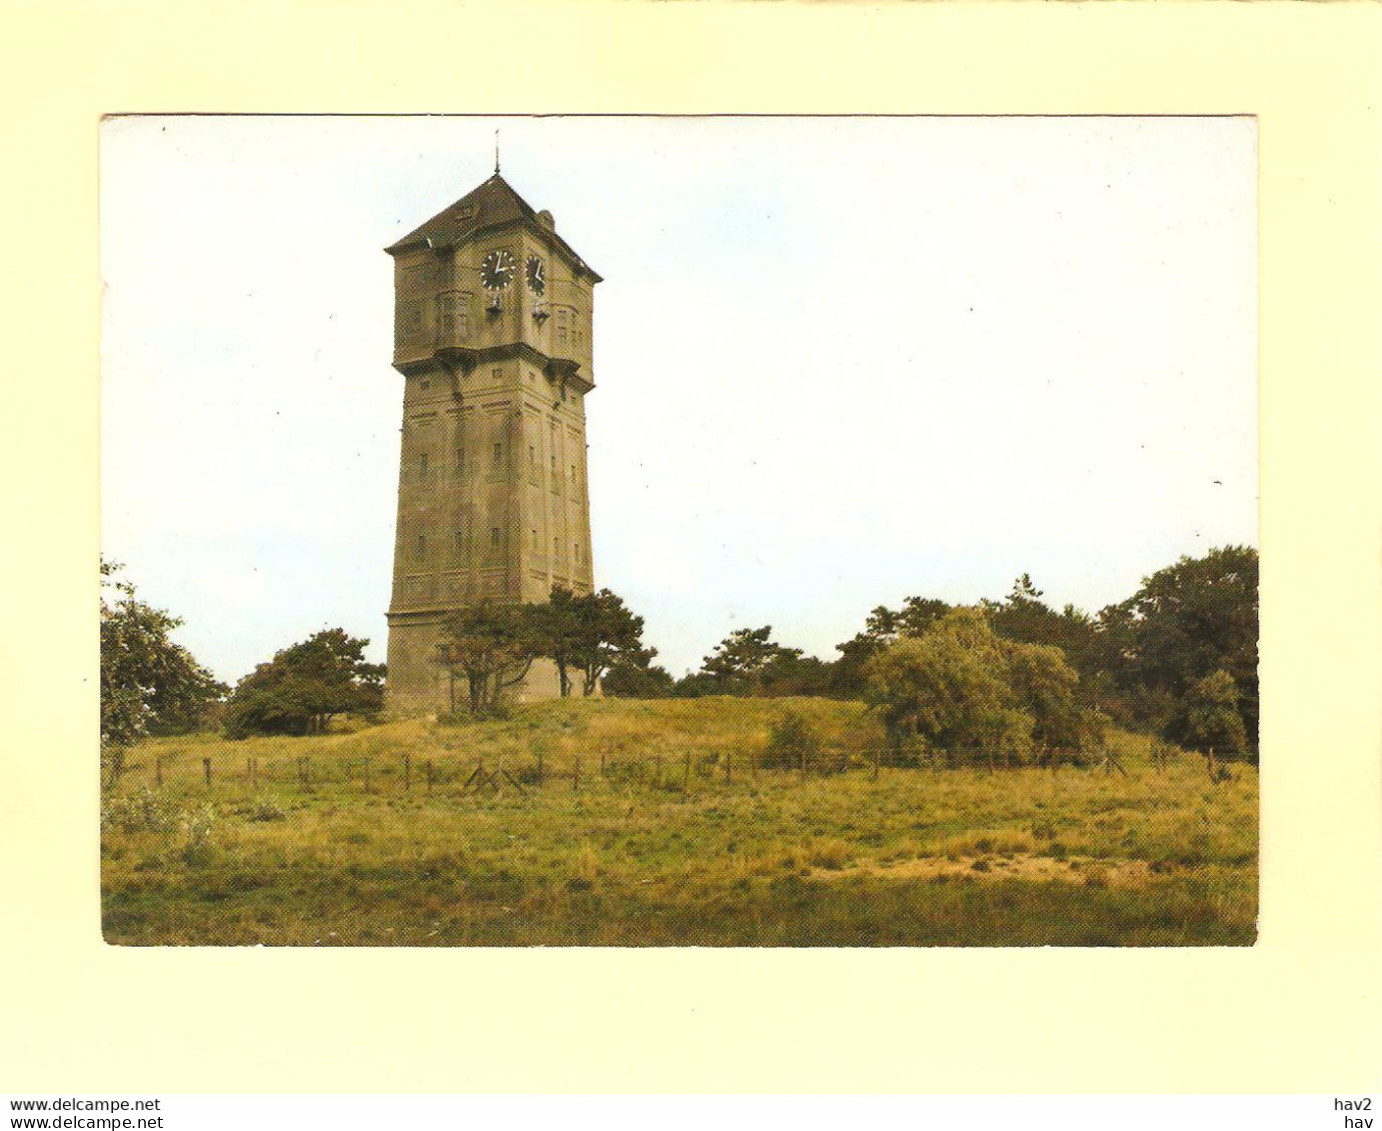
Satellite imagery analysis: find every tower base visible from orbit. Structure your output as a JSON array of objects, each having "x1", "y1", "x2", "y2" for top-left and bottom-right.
[{"x1": 384, "y1": 611, "x2": 573, "y2": 715}]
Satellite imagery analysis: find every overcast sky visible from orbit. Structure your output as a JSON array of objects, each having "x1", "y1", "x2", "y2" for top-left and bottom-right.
[{"x1": 101, "y1": 116, "x2": 1257, "y2": 682}]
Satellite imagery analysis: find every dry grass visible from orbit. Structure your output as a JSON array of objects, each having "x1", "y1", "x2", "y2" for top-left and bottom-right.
[{"x1": 102, "y1": 697, "x2": 1257, "y2": 947}]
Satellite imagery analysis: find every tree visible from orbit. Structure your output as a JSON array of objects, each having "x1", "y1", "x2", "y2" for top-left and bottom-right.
[
  {"x1": 1005, "y1": 640, "x2": 1085, "y2": 752},
  {"x1": 1100, "y1": 546, "x2": 1258, "y2": 748},
  {"x1": 100, "y1": 560, "x2": 226, "y2": 786},
  {"x1": 699, "y1": 625, "x2": 800, "y2": 695},
  {"x1": 832, "y1": 597, "x2": 951, "y2": 696},
  {"x1": 567, "y1": 588, "x2": 649, "y2": 697},
  {"x1": 527, "y1": 586, "x2": 582, "y2": 697},
  {"x1": 1166, "y1": 669, "x2": 1247, "y2": 781},
  {"x1": 601, "y1": 656, "x2": 675, "y2": 698},
  {"x1": 433, "y1": 602, "x2": 539, "y2": 715},
  {"x1": 224, "y1": 628, "x2": 384, "y2": 738},
  {"x1": 862, "y1": 606, "x2": 1091, "y2": 768},
  {"x1": 525, "y1": 586, "x2": 652, "y2": 698},
  {"x1": 863, "y1": 608, "x2": 1021, "y2": 766},
  {"x1": 757, "y1": 651, "x2": 836, "y2": 697},
  {"x1": 985, "y1": 574, "x2": 1104, "y2": 687}
]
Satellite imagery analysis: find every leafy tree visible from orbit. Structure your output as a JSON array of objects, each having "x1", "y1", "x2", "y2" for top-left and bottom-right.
[
  {"x1": 526, "y1": 586, "x2": 582, "y2": 697},
  {"x1": 568, "y1": 588, "x2": 649, "y2": 697},
  {"x1": 669, "y1": 670, "x2": 724, "y2": 698},
  {"x1": 864, "y1": 608, "x2": 1020, "y2": 766},
  {"x1": 433, "y1": 602, "x2": 538, "y2": 715},
  {"x1": 699, "y1": 625, "x2": 800, "y2": 696},
  {"x1": 1005, "y1": 640, "x2": 1085, "y2": 751},
  {"x1": 601, "y1": 656, "x2": 675, "y2": 698},
  {"x1": 525, "y1": 587, "x2": 652, "y2": 697},
  {"x1": 985, "y1": 574, "x2": 1104, "y2": 687},
  {"x1": 225, "y1": 628, "x2": 384, "y2": 737},
  {"x1": 863, "y1": 606, "x2": 1092, "y2": 768},
  {"x1": 758, "y1": 651, "x2": 837, "y2": 697},
  {"x1": 1166, "y1": 669, "x2": 1247, "y2": 780},
  {"x1": 832, "y1": 597, "x2": 950, "y2": 696},
  {"x1": 100, "y1": 560, "x2": 226, "y2": 786},
  {"x1": 1100, "y1": 546, "x2": 1258, "y2": 747}
]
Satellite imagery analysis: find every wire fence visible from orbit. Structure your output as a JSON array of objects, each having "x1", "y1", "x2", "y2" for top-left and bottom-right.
[{"x1": 124, "y1": 741, "x2": 1177, "y2": 801}]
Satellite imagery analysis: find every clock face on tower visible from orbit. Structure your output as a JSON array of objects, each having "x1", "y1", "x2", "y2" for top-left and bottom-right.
[
  {"x1": 479, "y1": 249, "x2": 516, "y2": 290},
  {"x1": 525, "y1": 255, "x2": 546, "y2": 296}
]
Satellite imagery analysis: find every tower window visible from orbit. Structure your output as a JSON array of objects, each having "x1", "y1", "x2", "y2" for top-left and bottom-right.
[
  {"x1": 492, "y1": 442, "x2": 503, "y2": 467},
  {"x1": 438, "y1": 293, "x2": 468, "y2": 340},
  {"x1": 530, "y1": 529, "x2": 538, "y2": 549},
  {"x1": 492, "y1": 368, "x2": 501, "y2": 381},
  {"x1": 415, "y1": 534, "x2": 426, "y2": 561},
  {"x1": 418, "y1": 451, "x2": 428, "y2": 480},
  {"x1": 491, "y1": 527, "x2": 501, "y2": 548},
  {"x1": 454, "y1": 529, "x2": 464, "y2": 553},
  {"x1": 419, "y1": 377, "x2": 430, "y2": 392},
  {"x1": 575, "y1": 540, "x2": 581, "y2": 563},
  {"x1": 453, "y1": 449, "x2": 465, "y2": 474},
  {"x1": 528, "y1": 444, "x2": 536, "y2": 474},
  {"x1": 554, "y1": 536, "x2": 561, "y2": 556}
]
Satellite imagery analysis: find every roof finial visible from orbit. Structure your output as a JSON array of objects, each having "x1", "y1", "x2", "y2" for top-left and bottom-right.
[{"x1": 494, "y1": 128, "x2": 500, "y2": 175}]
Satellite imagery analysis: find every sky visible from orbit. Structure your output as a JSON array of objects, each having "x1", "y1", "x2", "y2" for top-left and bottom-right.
[{"x1": 100, "y1": 116, "x2": 1258, "y2": 682}]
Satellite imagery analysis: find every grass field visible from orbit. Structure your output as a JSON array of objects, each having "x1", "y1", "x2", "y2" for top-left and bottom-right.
[{"x1": 100, "y1": 696, "x2": 1258, "y2": 946}]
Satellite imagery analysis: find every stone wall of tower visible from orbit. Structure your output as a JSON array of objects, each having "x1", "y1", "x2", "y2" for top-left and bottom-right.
[{"x1": 388, "y1": 361, "x2": 593, "y2": 616}]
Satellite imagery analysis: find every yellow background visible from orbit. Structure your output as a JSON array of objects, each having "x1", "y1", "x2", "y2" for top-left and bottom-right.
[{"x1": 1, "y1": 1, "x2": 1379, "y2": 1093}]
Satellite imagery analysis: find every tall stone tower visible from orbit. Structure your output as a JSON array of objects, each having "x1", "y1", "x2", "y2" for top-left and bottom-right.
[{"x1": 383, "y1": 169, "x2": 600, "y2": 713}]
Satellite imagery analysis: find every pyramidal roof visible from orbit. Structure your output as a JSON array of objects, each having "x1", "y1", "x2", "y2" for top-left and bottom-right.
[{"x1": 385, "y1": 172, "x2": 600, "y2": 281}]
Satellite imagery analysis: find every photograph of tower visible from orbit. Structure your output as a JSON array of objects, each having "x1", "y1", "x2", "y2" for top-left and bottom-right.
[
  {"x1": 100, "y1": 116, "x2": 1258, "y2": 948},
  {"x1": 384, "y1": 168, "x2": 600, "y2": 711}
]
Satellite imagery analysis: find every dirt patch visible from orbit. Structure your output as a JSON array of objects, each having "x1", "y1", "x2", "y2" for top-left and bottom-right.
[{"x1": 813, "y1": 854, "x2": 1161, "y2": 888}]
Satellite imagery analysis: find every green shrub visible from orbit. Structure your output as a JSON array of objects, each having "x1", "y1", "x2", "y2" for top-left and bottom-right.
[
  {"x1": 761, "y1": 710, "x2": 824, "y2": 771},
  {"x1": 101, "y1": 787, "x2": 180, "y2": 834}
]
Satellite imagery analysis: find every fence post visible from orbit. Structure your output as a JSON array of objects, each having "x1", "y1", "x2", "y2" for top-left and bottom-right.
[
  {"x1": 202, "y1": 758, "x2": 211, "y2": 787},
  {"x1": 404, "y1": 753, "x2": 411, "y2": 792},
  {"x1": 154, "y1": 757, "x2": 163, "y2": 788}
]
